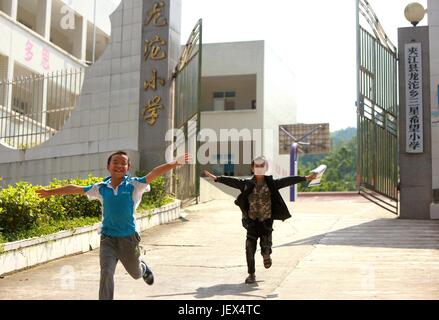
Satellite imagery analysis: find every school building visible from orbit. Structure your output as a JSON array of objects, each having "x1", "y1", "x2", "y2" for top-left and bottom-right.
[
  {"x1": 0, "y1": 0, "x2": 298, "y2": 203},
  {"x1": 0, "y1": 0, "x2": 118, "y2": 152},
  {"x1": 200, "y1": 40, "x2": 297, "y2": 179}
]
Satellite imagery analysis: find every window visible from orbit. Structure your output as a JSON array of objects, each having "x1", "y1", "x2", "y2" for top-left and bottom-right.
[
  {"x1": 214, "y1": 154, "x2": 235, "y2": 176},
  {"x1": 18, "y1": 19, "x2": 33, "y2": 30},
  {"x1": 213, "y1": 92, "x2": 224, "y2": 111},
  {"x1": 213, "y1": 91, "x2": 236, "y2": 111}
]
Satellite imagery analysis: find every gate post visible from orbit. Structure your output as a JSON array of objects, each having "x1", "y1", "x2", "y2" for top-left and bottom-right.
[
  {"x1": 139, "y1": 0, "x2": 182, "y2": 171},
  {"x1": 398, "y1": 26, "x2": 432, "y2": 219}
]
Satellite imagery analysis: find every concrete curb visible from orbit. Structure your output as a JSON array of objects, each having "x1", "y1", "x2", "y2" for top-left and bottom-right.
[
  {"x1": 298, "y1": 191, "x2": 360, "y2": 197},
  {"x1": 0, "y1": 200, "x2": 181, "y2": 276}
]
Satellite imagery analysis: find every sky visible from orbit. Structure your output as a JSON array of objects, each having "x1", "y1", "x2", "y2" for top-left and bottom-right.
[{"x1": 180, "y1": 0, "x2": 429, "y2": 131}]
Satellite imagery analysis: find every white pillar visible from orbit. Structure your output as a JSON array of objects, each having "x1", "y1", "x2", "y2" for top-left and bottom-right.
[
  {"x1": 6, "y1": 57, "x2": 14, "y2": 111},
  {"x1": 1, "y1": 0, "x2": 18, "y2": 20},
  {"x1": 0, "y1": 56, "x2": 8, "y2": 108},
  {"x1": 41, "y1": 79, "x2": 48, "y2": 128},
  {"x1": 73, "y1": 15, "x2": 87, "y2": 61},
  {"x1": 36, "y1": 0, "x2": 52, "y2": 40}
]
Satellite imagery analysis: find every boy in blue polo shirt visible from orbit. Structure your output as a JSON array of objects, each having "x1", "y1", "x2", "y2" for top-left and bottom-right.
[{"x1": 36, "y1": 151, "x2": 190, "y2": 300}]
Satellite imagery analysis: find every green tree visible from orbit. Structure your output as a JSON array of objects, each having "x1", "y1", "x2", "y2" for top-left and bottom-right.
[{"x1": 298, "y1": 134, "x2": 357, "y2": 192}]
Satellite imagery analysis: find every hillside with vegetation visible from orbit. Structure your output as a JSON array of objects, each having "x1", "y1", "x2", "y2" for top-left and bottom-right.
[{"x1": 298, "y1": 127, "x2": 357, "y2": 192}]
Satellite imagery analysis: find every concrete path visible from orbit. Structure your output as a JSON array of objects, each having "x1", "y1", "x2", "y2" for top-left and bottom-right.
[{"x1": 1, "y1": 195, "x2": 439, "y2": 300}]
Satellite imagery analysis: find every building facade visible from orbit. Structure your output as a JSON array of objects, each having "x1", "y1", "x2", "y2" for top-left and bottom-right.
[
  {"x1": 200, "y1": 41, "x2": 297, "y2": 201},
  {"x1": 0, "y1": 0, "x2": 117, "y2": 75},
  {"x1": 0, "y1": 1, "x2": 298, "y2": 206},
  {"x1": 0, "y1": 0, "x2": 119, "y2": 150},
  {"x1": 0, "y1": 0, "x2": 154, "y2": 185}
]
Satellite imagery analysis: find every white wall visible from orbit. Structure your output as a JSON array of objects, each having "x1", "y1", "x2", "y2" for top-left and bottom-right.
[
  {"x1": 200, "y1": 41, "x2": 266, "y2": 176},
  {"x1": 0, "y1": 199, "x2": 180, "y2": 276},
  {"x1": 0, "y1": 12, "x2": 85, "y2": 73},
  {"x1": 202, "y1": 41, "x2": 265, "y2": 78},
  {"x1": 201, "y1": 41, "x2": 265, "y2": 156},
  {"x1": 201, "y1": 110, "x2": 259, "y2": 132},
  {"x1": 263, "y1": 42, "x2": 297, "y2": 193},
  {"x1": 200, "y1": 40, "x2": 299, "y2": 192},
  {"x1": 200, "y1": 110, "x2": 259, "y2": 176}
]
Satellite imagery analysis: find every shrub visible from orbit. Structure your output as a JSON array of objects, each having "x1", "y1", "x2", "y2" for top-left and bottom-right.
[
  {"x1": 0, "y1": 173, "x2": 173, "y2": 244},
  {"x1": 0, "y1": 182, "x2": 43, "y2": 236},
  {"x1": 48, "y1": 176, "x2": 103, "y2": 219},
  {"x1": 135, "y1": 171, "x2": 174, "y2": 210}
]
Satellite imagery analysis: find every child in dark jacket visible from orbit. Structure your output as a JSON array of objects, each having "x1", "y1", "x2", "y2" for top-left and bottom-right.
[{"x1": 204, "y1": 156, "x2": 316, "y2": 284}]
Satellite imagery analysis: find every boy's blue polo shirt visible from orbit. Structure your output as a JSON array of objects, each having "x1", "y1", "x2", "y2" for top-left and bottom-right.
[{"x1": 83, "y1": 175, "x2": 150, "y2": 237}]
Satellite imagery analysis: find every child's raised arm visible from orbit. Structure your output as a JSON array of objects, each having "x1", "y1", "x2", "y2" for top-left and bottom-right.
[
  {"x1": 36, "y1": 185, "x2": 85, "y2": 198},
  {"x1": 205, "y1": 170, "x2": 246, "y2": 190},
  {"x1": 145, "y1": 153, "x2": 191, "y2": 183},
  {"x1": 203, "y1": 170, "x2": 218, "y2": 181},
  {"x1": 274, "y1": 172, "x2": 318, "y2": 189}
]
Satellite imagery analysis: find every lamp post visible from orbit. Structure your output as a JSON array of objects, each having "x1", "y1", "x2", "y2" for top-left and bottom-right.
[{"x1": 404, "y1": 2, "x2": 426, "y2": 27}]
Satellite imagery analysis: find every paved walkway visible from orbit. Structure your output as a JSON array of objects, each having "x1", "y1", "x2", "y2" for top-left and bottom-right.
[{"x1": 1, "y1": 195, "x2": 439, "y2": 300}]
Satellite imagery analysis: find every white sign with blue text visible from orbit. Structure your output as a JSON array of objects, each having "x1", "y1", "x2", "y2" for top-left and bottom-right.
[{"x1": 405, "y1": 42, "x2": 423, "y2": 153}]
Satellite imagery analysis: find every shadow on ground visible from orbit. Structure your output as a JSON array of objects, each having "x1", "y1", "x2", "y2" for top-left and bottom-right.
[
  {"x1": 148, "y1": 282, "x2": 267, "y2": 299},
  {"x1": 276, "y1": 218, "x2": 439, "y2": 249}
]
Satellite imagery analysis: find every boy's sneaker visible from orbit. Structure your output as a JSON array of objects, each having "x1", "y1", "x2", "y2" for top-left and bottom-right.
[
  {"x1": 245, "y1": 273, "x2": 256, "y2": 284},
  {"x1": 140, "y1": 260, "x2": 154, "y2": 285}
]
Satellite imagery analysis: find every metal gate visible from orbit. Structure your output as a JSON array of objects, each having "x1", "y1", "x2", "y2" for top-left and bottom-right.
[
  {"x1": 356, "y1": 0, "x2": 399, "y2": 214},
  {"x1": 171, "y1": 19, "x2": 202, "y2": 206}
]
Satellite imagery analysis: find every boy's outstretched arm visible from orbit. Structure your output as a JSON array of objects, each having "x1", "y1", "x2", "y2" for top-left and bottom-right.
[
  {"x1": 145, "y1": 153, "x2": 191, "y2": 183},
  {"x1": 204, "y1": 170, "x2": 218, "y2": 181},
  {"x1": 204, "y1": 170, "x2": 246, "y2": 191},
  {"x1": 36, "y1": 185, "x2": 85, "y2": 198},
  {"x1": 274, "y1": 172, "x2": 318, "y2": 189}
]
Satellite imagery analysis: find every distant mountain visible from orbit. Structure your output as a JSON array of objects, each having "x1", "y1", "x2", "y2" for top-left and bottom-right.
[
  {"x1": 299, "y1": 127, "x2": 357, "y2": 167},
  {"x1": 298, "y1": 127, "x2": 358, "y2": 191},
  {"x1": 331, "y1": 127, "x2": 357, "y2": 147}
]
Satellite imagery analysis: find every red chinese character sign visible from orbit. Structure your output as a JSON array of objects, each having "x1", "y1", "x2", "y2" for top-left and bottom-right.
[
  {"x1": 24, "y1": 40, "x2": 34, "y2": 62},
  {"x1": 24, "y1": 40, "x2": 51, "y2": 71},
  {"x1": 41, "y1": 48, "x2": 50, "y2": 70}
]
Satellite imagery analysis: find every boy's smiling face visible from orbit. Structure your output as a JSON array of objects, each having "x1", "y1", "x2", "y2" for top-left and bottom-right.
[{"x1": 107, "y1": 154, "x2": 130, "y2": 179}]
